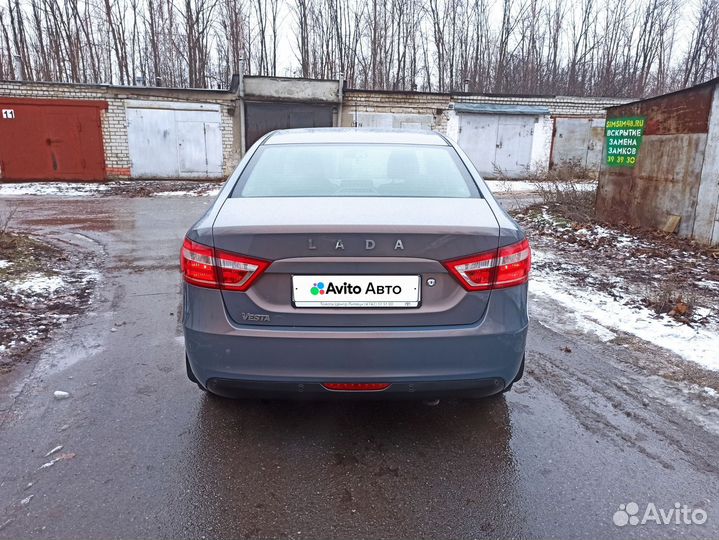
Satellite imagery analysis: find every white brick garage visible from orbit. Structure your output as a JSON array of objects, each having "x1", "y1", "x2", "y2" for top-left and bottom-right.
[
  {"x1": 451, "y1": 104, "x2": 552, "y2": 178},
  {"x1": 126, "y1": 100, "x2": 223, "y2": 179}
]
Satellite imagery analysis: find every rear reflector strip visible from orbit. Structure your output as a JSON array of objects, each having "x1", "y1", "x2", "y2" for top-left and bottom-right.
[{"x1": 322, "y1": 383, "x2": 391, "y2": 392}]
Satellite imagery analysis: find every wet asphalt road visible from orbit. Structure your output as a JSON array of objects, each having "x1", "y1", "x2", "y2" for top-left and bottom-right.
[{"x1": 0, "y1": 195, "x2": 718, "y2": 540}]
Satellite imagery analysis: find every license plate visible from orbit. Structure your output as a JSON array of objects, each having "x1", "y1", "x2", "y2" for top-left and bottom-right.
[{"x1": 292, "y1": 275, "x2": 421, "y2": 308}]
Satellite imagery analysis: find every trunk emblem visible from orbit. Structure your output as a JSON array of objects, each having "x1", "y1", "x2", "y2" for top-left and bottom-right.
[
  {"x1": 427, "y1": 278, "x2": 436, "y2": 287},
  {"x1": 306, "y1": 238, "x2": 405, "y2": 251}
]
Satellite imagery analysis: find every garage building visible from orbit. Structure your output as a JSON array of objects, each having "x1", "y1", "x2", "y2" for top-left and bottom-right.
[
  {"x1": 1, "y1": 77, "x2": 627, "y2": 182},
  {"x1": 596, "y1": 77, "x2": 719, "y2": 245}
]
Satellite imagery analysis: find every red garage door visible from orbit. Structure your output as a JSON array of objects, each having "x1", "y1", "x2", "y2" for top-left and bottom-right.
[{"x1": 0, "y1": 98, "x2": 107, "y2": 181}]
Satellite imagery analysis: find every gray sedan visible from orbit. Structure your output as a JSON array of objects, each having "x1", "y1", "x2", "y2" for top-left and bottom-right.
[{"x1": 182, "y1": 128, "x2": 530, "y2": 399}]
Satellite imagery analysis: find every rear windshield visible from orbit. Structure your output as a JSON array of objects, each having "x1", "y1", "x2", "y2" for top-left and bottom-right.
[{"x1": 231, "y1": 144, "x2": 479, "y2": 198}]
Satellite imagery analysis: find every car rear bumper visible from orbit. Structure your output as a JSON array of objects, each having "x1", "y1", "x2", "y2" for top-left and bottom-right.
[
  {"x1": 183, "y1": 284, "x2": 528, "y2": 398},
  {"x1": 205, "y1": 377, "x2": 507, "y2": 399}
]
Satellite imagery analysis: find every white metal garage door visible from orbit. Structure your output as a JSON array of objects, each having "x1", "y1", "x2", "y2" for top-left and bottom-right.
[
  {"x1": 458, "y1": 113, "x2": 535, "y2": 177},
  {"x1": 551, "y1": 117, "x2": 605, "y2": 170},
  {"x1": 126, "y1": 101, "x2": 223, "y2": 179},
  {"x1": 353, "y1": 112, "x2": 433, "y2": 130}
]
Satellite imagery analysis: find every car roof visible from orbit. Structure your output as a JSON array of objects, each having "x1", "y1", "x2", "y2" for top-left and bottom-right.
[{"x1": 263, "y1": 128, "x2": 449, "y2": 146}]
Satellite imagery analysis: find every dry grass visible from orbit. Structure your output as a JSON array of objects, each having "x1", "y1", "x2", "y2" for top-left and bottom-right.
[
  {"x1": 496, "y1": 159, "x2": 597, "y2": 221},
  {"x1": 534, "y1": 182, "x2": 596, "y2": 221},
  {"x1": 0, "y1": 204, "x2": 18, "y2": 235},
  {"x1": 640, "y1": 281, "x2": 703, "y2": 325}
]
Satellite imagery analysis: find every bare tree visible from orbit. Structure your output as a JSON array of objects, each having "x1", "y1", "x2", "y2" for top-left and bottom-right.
[
  {"x1": 0, "y1": 0, "x2": 713, "y2": 96},
  {"x1": 683, "y1": 0, "x2": 719, "y2": 86}
]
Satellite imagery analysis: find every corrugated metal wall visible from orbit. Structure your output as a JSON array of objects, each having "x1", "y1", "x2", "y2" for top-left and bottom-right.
[{"x1": 0, "y1": 98, "x2": 107, "y2": 181}]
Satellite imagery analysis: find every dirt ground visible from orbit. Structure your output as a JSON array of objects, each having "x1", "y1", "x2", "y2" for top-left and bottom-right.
[
  {"x1": 100, "y1": 180, "x2": 223, "y2": 197},
  {"x1": 514, "y1": 202, "x2": 719, "y2": 394},
  {"x1": 515, "y1": 203, "x2": 719, "y2": 326},
  {"x1": 0, "y1": 232, "x2": 98, "y2": 373}
]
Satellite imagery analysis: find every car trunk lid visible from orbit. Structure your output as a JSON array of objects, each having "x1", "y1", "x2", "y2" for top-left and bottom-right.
[{"x1": 212, "y1": 197, "x2": 500, "y2": 327}]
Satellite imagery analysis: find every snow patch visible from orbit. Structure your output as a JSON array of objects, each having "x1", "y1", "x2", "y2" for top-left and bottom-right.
[
  {"x1": 0, "y1": 260, "x2": 12, "y2": 269},
  {"x1": 154, "y1": 187, "x2": 221, "y2": 197},
  {"x1": 697, "y1": 280, "x2": 719, "y2": 292},
  {"x1": 0, "y1": 181, "x2": 222, "y2": 198},
  {"x1": 485, "y1": 180, "x2": 597, "y2": 193},
  {"x1": 10, "y1": 274, "x2": 66, "y2": 295},
  {"x1": 0, "y1": 182, "x2": 110, "y2": 197},
  {"x1": 531, "y1": 249, "x2": 719, "y2": 371}
]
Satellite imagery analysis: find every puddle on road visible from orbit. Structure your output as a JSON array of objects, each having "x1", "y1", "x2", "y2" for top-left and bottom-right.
[
  {"x1": 30, "y1": 312, "x2": 108, "y2": 378},
  {"x1": 22, "y1": 216, "x2": 126, "y2": 233}
]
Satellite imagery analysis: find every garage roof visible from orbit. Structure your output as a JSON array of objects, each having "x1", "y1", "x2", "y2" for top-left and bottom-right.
[{"x1": 453, "y1": 103, "x2": 550, "y2": 116}]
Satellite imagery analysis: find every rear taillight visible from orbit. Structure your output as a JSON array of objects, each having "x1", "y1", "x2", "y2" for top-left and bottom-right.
[
  {"x1": 214, "y1": 249, "x2": 270, "y2": 291},
  {"x1": 181, "y1": 238, "x2": 270, "y2": 291},
  {"x1": 493, "y1": 239, "x2": 532, "y2": 289},
  {"x1": 443, "y1": 238, "x2": 531, "y2": 291},
  {"x1": 181, "y1": 239, "x2": 216, "y2": 288}
]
